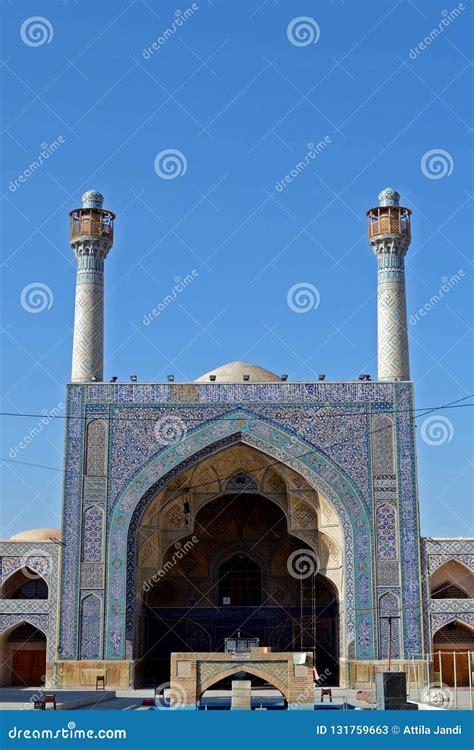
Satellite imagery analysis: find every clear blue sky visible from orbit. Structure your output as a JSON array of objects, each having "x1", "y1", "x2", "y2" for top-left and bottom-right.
[{"x1": 0, "y1": 0, "x2": 472, "y2": 539}]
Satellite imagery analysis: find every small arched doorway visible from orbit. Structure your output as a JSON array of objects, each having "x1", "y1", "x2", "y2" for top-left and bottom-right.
[
  {"x1": 0, "y1": 623, "x2": 47, "y2": 687},
  {"x1": 433, "y1": 621, "x2": 474, "y2": 687}
]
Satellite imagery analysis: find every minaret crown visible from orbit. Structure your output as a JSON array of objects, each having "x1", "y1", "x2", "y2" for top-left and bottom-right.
[
  {"x1": 82, "y1": 189, "x2": 104, "y2": 209},
  {"x1": 69, "y1": 191, "x2": 115, "y2": 256},
  {"x1": 367, "y1": 188, "x2": 411, "y2": 255},
  {"x1": 378, "y1": 187, "x2": 400, "y2": 207}
]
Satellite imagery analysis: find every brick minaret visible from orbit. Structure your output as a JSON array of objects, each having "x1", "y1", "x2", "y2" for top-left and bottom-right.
[
  {"x1": 367, "y1": 188, "x2": 412, "y2": 381},
  {"x1": 69, "y1": 190, "x2": 115, "y2": 383}
]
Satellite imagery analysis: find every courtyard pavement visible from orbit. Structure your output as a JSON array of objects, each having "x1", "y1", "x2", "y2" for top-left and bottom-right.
[{"x1": 0, "y1": 686, "x2": 471, "y2": 711}]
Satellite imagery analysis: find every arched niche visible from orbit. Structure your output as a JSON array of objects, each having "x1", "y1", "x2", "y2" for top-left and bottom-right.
[
  {"x1": 430, "y1": 559, "x2": 474, "y2": 598},
  {"x1": 104, "y1": 416, "x2": 372, "y2": 663},
  {"x1": 85, "y1": 419, "x2": 107, "y2": 476},
  {"x1": 0, "y1": 621, "x2": 47, "y2": 687},
  {"x1": 1, "y1": 568, "x2": 49, "y2": 600},
  {"x1": 372, "y1": 415, "x2": 395, "y2": 474},
  {"x1": 79, "y1": 593, "x2": 102, "y2": 660},
  {"x1": 378, "y1": 591, "x2": 400, "y2": 659}
]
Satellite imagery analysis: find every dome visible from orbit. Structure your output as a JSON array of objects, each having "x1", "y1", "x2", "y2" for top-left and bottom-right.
[
  {"x1": 378, "y1": 187, "x2": 400, "y2": 207},
  {"x1": 195, "y1": 361, "x2": 282, "y2": 383},
  {"x1": 82, "y1": 190, "x2": 104, "y2": 209},
  {"x1": 9, "y1": 528, "x2": 62, "y2": 543}
]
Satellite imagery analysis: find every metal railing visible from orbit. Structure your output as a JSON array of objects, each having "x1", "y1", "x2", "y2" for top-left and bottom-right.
[
  {"x1": 70, "y1": 209, "x2": 114, "y2": 242},
  {"x1": 361, "y1": 652, "x2": 473, "y2": 710}
]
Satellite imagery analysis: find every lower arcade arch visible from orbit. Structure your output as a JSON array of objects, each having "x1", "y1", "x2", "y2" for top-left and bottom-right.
[
  {"x1": 432, "y1": 620, "x2": 474, "y2": 687},
  {"x1": 200, "y1": 669, "x2": 288, "y2": 705},
  {"x1": 0, "y1": 621, "x2": 47, "y2": 687},
  {"x1": 134, "y1": 487, "x2": 340, "y2": 687}
]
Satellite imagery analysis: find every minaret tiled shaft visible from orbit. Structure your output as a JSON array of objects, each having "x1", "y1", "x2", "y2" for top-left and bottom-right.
[
  {"x1": 69, "y1": 191, "x2": 115, "y2": 383},
  {"x1": 367, "y1": 188, "x2": 412, "y2": 381}
]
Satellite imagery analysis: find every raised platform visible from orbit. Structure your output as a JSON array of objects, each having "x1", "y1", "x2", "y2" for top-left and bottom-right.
[
  {"x1": 47, "y1": 661, "x2": 132, "y2": 689},
  {"x1": 170, "y1": 650, "x2": 315, "y2": 708}
]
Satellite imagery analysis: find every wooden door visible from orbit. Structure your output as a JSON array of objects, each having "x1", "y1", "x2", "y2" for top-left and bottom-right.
[
  {"x1": 434, "y1": 650, "x2": 470, "y2": 687},
  {"x1": 11, "y1": 650, "x2": 46, "y2": 686}
]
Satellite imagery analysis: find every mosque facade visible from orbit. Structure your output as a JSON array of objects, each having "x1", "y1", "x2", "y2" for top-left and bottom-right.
[{"x1": 0, "y1": 189, "x2": 472, "y2": 693}]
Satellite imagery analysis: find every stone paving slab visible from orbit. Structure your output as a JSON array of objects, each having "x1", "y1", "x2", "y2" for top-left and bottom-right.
[{"x1": 0, "y1": 689, "x2": 116, "y2": 711}]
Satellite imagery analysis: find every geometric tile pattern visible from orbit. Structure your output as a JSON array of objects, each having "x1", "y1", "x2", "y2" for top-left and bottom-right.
[
  {"x1": 72, "y1": 281, "x2": 104, "y2": 383},
  {"x1": 377, "y1": 560, "x2": 400, "y2": 586},
  {"x1": 431, "y1": 612, "x2": 474, "y2": 636},
  {"x1": 85, "y1": 419, "x2": 107, "y2": 477},
  {"x1": 372, "y1": 415, "x2": 395, "y2": 474},
  {"x1": 376, "y1": 252, "x2": 410, "y2": 381},
  {"x1": 71, "y1": 252, "x2": 108, "y2": 383},
  {"x1": 373, "y1": 475, "x2": 397, "y2": 502},
  {"x1": 80, "y1": 593, "x2": 102, "y2": 660},
  {"x1": 57, "y1": 380, "x2": 425, "y2": 664},
  {"x1": 82, "y1": 506, "x2": 103, "y2": 561},
  {"x1": 0, "y1": 613, "x2": 49, "y2": 638},
  {"x1": 1, "y1": 555, "x2": 51, "y2": 585},
  {"x1": 396, "y1": 385, "x2": 423, "y2": 656},
  {"x1": 376, "y1": 503, "x2": 397, "y2": 560},
  {"x1": 82, "y1": 476, "x2": 107, "y2": 505},
  {"x1": 80, "y1": 563, "x2": 105, "y2": 589},
  {"x1": 378, "y1": 591, "x2": 401, "y2": 658}
]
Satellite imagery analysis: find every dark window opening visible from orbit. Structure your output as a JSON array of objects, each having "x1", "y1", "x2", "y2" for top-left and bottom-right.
[
  {"x1": 2, "y1": 569, "x2": 48, "y2": 600},
  {"x1": 432, "y1": 581, "x2": 469, "y2": 599},
  {"x1": 218, "y1": 554, "x2": 261, "y2": 607}
]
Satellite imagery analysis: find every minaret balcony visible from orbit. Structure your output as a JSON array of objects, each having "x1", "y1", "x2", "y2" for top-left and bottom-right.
[
  {"x1": 69, "y1": 208, "x2": 115, "y2": 243},
  {"x1": 367, "y1": 206, "x2": 411, "y2": 240}
]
